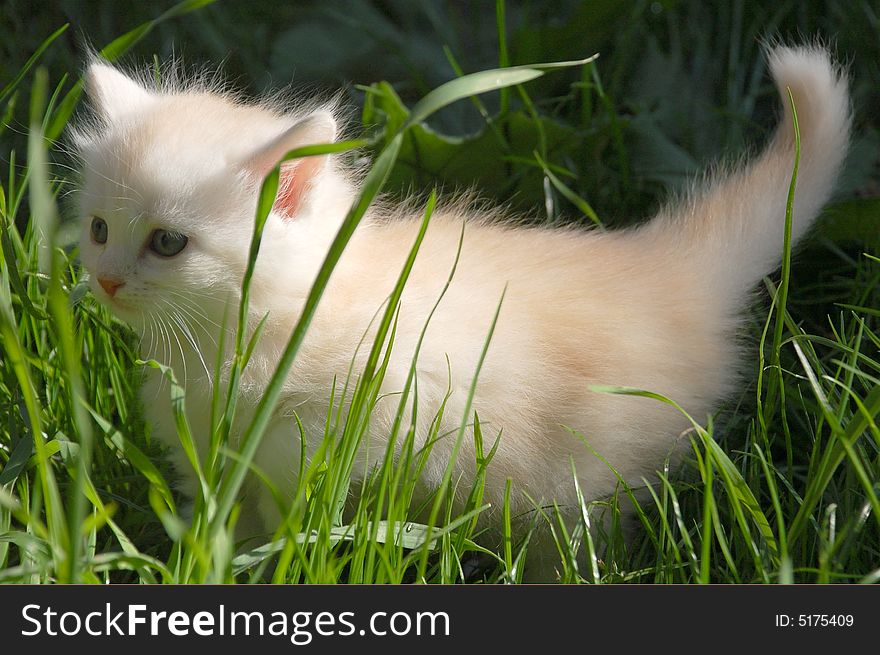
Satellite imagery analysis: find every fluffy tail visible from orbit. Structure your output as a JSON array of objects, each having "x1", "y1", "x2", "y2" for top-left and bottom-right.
[{"x1": 648, "y1": 44, "x2": 851, "y2": 299}]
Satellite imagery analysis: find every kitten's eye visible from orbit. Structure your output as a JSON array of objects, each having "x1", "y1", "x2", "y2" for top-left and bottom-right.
[
  {"x1": 90, "y1": 216, "x2": 108, "y2": 244},
  {"x1": 149, "y1": 229, "x2": 188, "y2": 257}
]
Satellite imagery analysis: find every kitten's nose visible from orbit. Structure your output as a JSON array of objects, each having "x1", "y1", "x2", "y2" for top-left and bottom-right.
[{"x1": 97, "y1": 276, "x2": 125, "y2": 298}]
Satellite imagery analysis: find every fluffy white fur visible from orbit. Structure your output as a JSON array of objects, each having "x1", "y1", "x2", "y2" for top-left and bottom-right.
[{"x1": 75, "y1": 46, "x2": 851, "y2": 579}]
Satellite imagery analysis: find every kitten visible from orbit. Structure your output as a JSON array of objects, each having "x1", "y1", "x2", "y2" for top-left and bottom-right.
[{"x1": 74, "y1": 45, "x2": 850, "y2": 580}]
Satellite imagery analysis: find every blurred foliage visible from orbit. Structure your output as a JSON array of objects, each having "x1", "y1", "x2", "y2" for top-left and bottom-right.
[{"x1": 2, "y1": 0, "x2": 878, "y2": 221}]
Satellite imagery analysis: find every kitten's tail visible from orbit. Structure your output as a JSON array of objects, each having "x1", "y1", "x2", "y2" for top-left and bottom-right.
[{"x1": 647, "y1": 44, "x2": 851, "y2": 299}]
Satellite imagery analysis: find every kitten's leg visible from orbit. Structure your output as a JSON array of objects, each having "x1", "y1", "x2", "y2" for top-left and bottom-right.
[
  {"x1": 149, "y1": 423, "x2": 268, "y2": 548},
  {"x1": 519, "y1": 493, "x2": 647, "y2": 583},
  {"x1": 520, "y1": 529, "x2": 566, "y2": 583},
  {"x1": 156, "y1": 446, "x2": 197, "y2": 527},
  {"x1": 231, "y1": 476, "x2": 271, "y2": 550}
]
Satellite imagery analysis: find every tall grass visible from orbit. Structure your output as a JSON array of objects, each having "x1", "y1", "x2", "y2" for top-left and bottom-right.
[{"x1": 1, "y1": 1, "x2": 878, "y2": 584}]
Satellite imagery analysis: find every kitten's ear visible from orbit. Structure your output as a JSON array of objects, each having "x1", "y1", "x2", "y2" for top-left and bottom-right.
[
  {"x1": 85, "y1": 62, "x2": 154, "y2": 122},
  {"x1": 244, "y1": 112, "x2": 337, "y2": 218}
]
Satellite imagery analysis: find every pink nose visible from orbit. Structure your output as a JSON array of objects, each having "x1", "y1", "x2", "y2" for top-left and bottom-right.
[{"x1": 98, "y1": 277, "x2": 125, "y2": 298}]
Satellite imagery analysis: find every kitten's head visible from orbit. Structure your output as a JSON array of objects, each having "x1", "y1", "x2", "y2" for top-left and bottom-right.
[{"x1": 73, "y1": 61, "x2": 351, "y2": 337}]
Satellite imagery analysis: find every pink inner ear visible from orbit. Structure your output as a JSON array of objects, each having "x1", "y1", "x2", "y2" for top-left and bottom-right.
[
  {"x1": 245, "y1": 113, "x2": 337, "y2": 218},
  {"x1": 273, "y1": 156, "x2": 322, "y2": 218}
]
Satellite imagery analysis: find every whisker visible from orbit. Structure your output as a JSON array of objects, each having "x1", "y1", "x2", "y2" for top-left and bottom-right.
[
  {"x1": 167, "y1": 314, "x2": 188, "y2": 386},
  {"x1": 166, "y1": 290, "x2": 225, "y2": 332},
  {"x1": 173, "y1": 300, "x2": 220, "y2": 350},
  {"x1": 169, "y1": 309, "x2": 212, "y2": 382},
  {"x1": 159, "y1": 315, "x2": 171, "y2": 372}
]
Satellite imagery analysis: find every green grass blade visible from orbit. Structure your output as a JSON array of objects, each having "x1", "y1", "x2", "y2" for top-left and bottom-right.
[
  {"x1": 0, "y1": 23, "x2": 68, "y2": 105},
  {"x1": 406, "y1": 56, "x2": 596, "y2": 128},
  {"x1": 211, "y1": 135, "x2": 402, "y2": 539}
]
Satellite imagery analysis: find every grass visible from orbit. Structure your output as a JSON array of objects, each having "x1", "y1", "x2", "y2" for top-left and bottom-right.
[{"x1": 1, "y1": 0, "x2": 879, "y2": 584}]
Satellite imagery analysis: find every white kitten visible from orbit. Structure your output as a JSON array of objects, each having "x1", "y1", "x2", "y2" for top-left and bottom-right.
[{"x1": 74, "y1": 45, "x2": 850, "y2": 579}]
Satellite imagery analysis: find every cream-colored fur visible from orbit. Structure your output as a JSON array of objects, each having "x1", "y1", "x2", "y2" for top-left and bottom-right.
[{"x1": 75, "y1": 45, "x2": 851, "y2": 579}]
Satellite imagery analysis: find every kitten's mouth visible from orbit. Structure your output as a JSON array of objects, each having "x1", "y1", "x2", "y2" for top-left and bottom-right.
[
  {"x1": 102, "y1": 299, "x2": 147, "y2": 332},
  {"x1": 93, "y1": 284, "x2": 135, "y2": 313}
]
